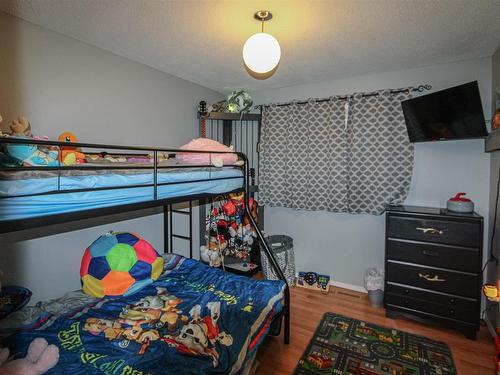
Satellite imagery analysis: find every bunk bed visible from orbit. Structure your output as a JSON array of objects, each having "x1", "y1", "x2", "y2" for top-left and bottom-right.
[{"x1": 0, "y1": 136, "x2": 290, "y2": 374}]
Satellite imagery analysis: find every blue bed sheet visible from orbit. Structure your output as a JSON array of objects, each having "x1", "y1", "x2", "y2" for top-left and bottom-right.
[
  {"x1": 2, "y1": 255, "x2": 285, "y2": 374},
  {"x1": 0, "y1": 169, "x2": 243, "y2": 220}
]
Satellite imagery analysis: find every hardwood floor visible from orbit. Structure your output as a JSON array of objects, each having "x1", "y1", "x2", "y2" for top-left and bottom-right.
[{"x1": 257, "y1": 286, "x2": 494, "y2": 374}]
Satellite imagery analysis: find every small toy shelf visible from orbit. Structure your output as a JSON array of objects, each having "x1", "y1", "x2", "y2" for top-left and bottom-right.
[
  {"x1": 196, "y1": 105, "x2": 263, "y2": 278},
  {"x1": 198, "y1": 111, "x2": 261, "y2": 121}
]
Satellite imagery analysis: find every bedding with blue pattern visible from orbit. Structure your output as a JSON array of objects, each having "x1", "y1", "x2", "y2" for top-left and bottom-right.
[{"x1": 1, "y1": 255, "x2": 284, "y2": 374}]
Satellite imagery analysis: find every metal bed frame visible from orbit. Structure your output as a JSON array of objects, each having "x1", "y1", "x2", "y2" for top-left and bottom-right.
[
  {"x1": 0, "y1": 136, "x2": 291, "y2": 344},
  {"x1": 195, "y1": 109, "x2": 263, "y2": 275}
]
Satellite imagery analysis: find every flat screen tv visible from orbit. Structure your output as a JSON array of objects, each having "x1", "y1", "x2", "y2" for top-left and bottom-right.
[{"x1": 401, "y1": 81, "x2": 488, "y2": 143}]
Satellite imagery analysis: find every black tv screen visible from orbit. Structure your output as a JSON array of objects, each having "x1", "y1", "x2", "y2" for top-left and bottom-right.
[{"x1": 401, "y1": 81, "x2": 488, "y2": 143}]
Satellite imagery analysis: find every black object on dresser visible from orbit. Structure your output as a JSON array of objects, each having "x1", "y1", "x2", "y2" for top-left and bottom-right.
[{"x1": 384, "y1": 205, "x2": 483, "y2": 340}]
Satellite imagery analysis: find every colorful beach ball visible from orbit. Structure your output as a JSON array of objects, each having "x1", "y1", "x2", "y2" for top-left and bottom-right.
[{"x1": 80, "y1": 232, "x2": 164, "y2": 298}]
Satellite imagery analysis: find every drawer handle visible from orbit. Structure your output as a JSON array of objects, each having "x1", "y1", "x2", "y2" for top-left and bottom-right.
[
  {"x1": 416, "y1": 227, "x2": 443, "y2": 235},
  {"x1": 422, "y1": 249, "x2": 439, "y2": 257},
  {"x1": 418, "y1": 273, "x2": 446, "y2": 282}
]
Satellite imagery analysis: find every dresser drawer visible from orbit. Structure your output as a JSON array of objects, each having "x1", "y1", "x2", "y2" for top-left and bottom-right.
[
  {"x1": 386, "y1": 239, "x2": 479, "y2": 273},
  {"x1": 386, "y1": 261, "x2": 478, "y2": 298},
  {"x1": 387, "y1": 216, "x2": 480, "y2": 247},
  {"x1": 386, "y1": 283, "x2": 478, "y2": 321},
  {"x1": 385, "y1": 293, "x2": 476, "y2": 323}
]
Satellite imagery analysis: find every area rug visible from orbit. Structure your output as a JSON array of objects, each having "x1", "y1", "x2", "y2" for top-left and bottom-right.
[{"x1": 293, "y1": 312, "x2": 456, "y2": 375}]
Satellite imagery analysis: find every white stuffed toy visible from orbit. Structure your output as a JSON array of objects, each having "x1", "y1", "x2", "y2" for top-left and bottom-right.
[
  {"x1": 200, "y1": 245, "x2": 223, "y2": 268},
  {"x1": 0, "y1": 271, "x2": 59, "y2": 374},
  {"x1": 0, "y1": 338, "x2": 59, "y2": 375}
]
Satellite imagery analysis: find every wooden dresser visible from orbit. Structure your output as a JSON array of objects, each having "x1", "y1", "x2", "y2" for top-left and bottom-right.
[{"x1": 384, "y1": 205, "x2": 483, "y2": 339}]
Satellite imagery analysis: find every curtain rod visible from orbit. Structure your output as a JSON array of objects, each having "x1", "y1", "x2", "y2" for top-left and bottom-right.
[{"x1": 261, "y1": 84, "x2": 432, "y2": 108}]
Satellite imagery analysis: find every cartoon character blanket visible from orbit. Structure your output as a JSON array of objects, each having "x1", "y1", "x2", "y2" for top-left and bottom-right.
[{"x1": 1, "y1": 255, "x2": 285, "y2": 374}]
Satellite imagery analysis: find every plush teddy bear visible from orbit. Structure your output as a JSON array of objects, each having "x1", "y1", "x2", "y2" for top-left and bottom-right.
[
  {"x1": 0, "y1": 338, "x2": 59, "y2": 375},
  {"x1": 10, "y1": 116, "x2": 32, "y2": 137}
]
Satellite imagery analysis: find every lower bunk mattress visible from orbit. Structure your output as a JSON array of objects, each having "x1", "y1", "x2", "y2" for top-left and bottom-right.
[
  {"x1": 0, "y1": 168, "x2": 243, "y2": 221},
  {"x1": 1, "y1": 254, "x2": 284, "y2": 374}
]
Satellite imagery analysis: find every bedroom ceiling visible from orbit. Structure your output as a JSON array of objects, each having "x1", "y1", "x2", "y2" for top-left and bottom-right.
[{"x1": 1, "y1": 0, "x2": 500, "y2": 94}]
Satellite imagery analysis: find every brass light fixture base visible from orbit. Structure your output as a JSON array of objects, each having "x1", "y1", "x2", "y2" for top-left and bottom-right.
[{"x1": 254, "y1": 10, "x2": 273, "y2": 22}]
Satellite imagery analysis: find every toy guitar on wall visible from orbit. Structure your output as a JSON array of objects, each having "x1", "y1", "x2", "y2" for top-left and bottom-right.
[{"x1": 199, "y1": 100, "x2": 207, "y2": 138}]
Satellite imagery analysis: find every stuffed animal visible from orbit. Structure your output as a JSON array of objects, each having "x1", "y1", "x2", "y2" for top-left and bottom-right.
[
  {"x1": 10, "y1": 116, "x2": 32, "y2": 137},
  {"x1": 207, "y1": 100, "x2": 229, "y2": 114},
  {"x1": 200, "y1": 245, "x2": 223, "y2": 268},
  {"x1": 6, "y1": 143, "x2": 58, "y2": 167},
  {"x1": 492, "y1": 108, "x2": 500, "y2": 131},
  {"x1": 0, "y1": 338, "x2": 59, "y2": 375},
  {"x1": 6, "y1": 142, "x2": 59, "y2": 167},
  {"x1": 0, "y1": 115, "x2": 6, "y2": 137},
  {"x1": 221, "y1": 200, "x2": 236, "y2": 217},
  {"x1": 226, "y1": 90, "x2": 253, "y2": 114},
  {"x1": 0, "y1": 117, "x2": 12, "y2": 138},
  {"x1": 177, "y1": 138, "x2": 238, "y2": 167},
  {"x1": 58, "y1": 132, "x2": 85, "y2": 165},
  {"x1": 3, "y1": 117, "x2": 58, "y2": 166}
]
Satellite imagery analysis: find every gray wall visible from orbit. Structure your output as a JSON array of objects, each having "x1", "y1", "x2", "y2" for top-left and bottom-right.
[
  {"x1": 493, "y1": 47, "x2": 500, "y2": 114},
  {"x1": 251, "y1": 58, "x2": 492, "y2": 291},
  {"x1": 488, "y1": 46, "x2": 500, "y2": 324},
  {"x1": 0, "y1": 12, "x2": 222, "y2": 301}
]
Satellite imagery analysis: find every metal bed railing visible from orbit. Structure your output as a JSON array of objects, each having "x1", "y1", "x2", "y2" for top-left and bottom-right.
[
  {"x1": 0, "y1": 136, "x2": 291, "y2": 344},
  {"x1": 0, "y1": 137, "x2": 244, "y2": 200}
]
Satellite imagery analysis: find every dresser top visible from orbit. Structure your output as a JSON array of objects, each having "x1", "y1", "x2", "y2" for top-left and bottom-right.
[{"x1": 386, "y1": 205, "x2": 483, "y2": 220}]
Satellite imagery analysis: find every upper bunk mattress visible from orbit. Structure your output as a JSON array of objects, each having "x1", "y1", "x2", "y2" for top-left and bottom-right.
[{"x1": 0, "y1": 168, "x2": 243, "y2": 220}]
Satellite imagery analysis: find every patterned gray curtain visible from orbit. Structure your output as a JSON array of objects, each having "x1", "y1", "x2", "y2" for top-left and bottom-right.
[
  {"x1": 259, "y1": 90, "x2": 413, "y2": 215},
  {"x1": 259, "y1": 99, "x2": 348, "y2": 212}
]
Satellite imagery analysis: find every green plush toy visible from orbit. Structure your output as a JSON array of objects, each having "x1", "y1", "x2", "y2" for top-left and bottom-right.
[{"x1": 227, "y1": 90, "x2": 253, "y2": 114}]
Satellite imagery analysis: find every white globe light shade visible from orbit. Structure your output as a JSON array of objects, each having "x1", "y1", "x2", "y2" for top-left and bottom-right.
[{"x1": 242, "y1": 32, "x2": 281, "y2": 74}]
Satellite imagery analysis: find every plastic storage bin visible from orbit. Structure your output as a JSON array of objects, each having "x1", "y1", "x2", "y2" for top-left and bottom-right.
[{"x1": 260, "y1": 235, "x2": 295, "y2": 286}]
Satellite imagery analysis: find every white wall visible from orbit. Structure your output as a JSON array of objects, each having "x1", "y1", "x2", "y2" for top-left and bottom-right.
[
  {"x1": 0, "y1": 12, "x2": 222, "y2": 301},
  {"x1": 251, "y1": 58, "x2": 492, "y2": 290}
]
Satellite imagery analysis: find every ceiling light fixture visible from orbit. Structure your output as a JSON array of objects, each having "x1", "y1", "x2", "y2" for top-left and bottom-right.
[{"x1": 242, "y1": 10, "x2": 281, "y2": 80}]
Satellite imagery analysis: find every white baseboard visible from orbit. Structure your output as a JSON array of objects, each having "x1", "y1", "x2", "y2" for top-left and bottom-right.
[{"x1": 329, "y1": 280, "x2": 367, "y2": 294}]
